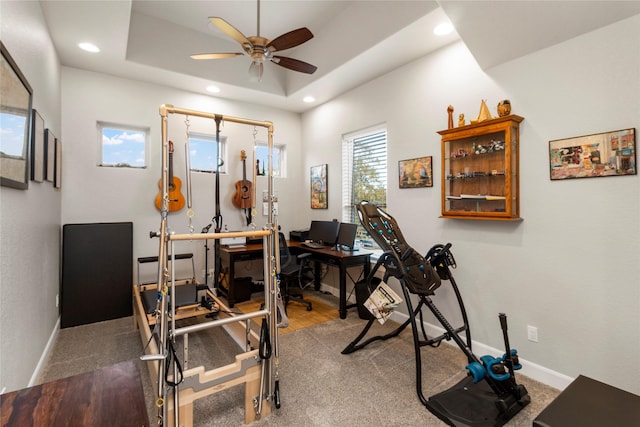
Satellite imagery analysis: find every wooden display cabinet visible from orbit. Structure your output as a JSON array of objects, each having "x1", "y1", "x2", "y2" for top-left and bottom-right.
[{"x1": 439, "y1": 115, "x2": 524, "y2": 220}]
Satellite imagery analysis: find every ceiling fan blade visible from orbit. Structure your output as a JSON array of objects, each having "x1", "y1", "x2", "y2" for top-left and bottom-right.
[
  {"x1": 191, "y1": 53, "x2": 244, "y2": 60},
  {"x1": 209, "y1": 17, "x2": 251, "y2": 46},
  {"x1": 266, "y1": 27, "x2": 313, "y2": 52},
  {"x1": 271, "y1": 56, "x2": 317, "y2": 74}
]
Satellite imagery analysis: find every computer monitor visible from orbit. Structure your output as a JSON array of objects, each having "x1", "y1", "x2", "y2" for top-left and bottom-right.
[
  {"x1": 336, "y1": 222, "x2": 358, "y2": 250},
  {"x1": 308, "y1": 220, "x2": 340, "y2": 246}
]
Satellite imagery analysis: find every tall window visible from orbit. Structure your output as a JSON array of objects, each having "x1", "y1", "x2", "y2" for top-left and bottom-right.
[
  {"x1": 98, "y1": 122, "x2": 148, "y2": 168},
  {"x1": 342, "y1": 126, "x2": 387, "y2": 249},
  {"x1": 255, "y1": 141, "x2": 286, "y2": 177},
  {"x1": 188, "y1": 133, "x2": 226, "y2": 173}
]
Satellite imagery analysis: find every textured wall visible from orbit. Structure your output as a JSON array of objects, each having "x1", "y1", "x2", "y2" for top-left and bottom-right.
[{"x1": 0, "y1": 1, "x2": 62, "y2": 392}]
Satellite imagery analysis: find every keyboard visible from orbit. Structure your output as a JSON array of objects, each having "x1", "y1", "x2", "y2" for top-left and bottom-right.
[{"x1": 302, "y1": 241, "x2": 325, "y2": 249}]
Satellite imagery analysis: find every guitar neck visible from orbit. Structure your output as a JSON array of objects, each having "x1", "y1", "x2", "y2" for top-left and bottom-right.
[
  {"x1": 242, "y1": 158, "x2": 247, "y2": 183},
  {"x1": 168, "y1": 152, "x2": 174, "y2": 186}
]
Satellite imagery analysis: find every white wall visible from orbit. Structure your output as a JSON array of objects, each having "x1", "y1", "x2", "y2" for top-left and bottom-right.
[
  {"x1": 301, "y1": 15, "x2": 640, "y2": 394},
  {"x1": 0, "y1": 1, "x2": 62, "y2": 392},
  {"x1": 61, "y1": 68, "x2": 306, "y2": 283}
]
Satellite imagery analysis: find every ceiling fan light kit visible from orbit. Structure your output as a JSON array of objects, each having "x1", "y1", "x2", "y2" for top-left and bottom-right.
[
  {"x1": 192, "y1": 0, "x2": 317, "y2": 82},
  {"x1": 249, "y1": 60, "x2": 264, "y2": 82}
]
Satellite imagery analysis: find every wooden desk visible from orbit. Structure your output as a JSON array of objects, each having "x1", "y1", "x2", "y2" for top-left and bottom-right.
[
  {"x1": 0, "y1": 360, "x2": 149, "y2": 427},
  {"x1": 219, "y1": 242, "x2": 371, "y2": 318},
  {"x1": 218, "y1": 243, "x2": 265, "y2": 306},
  {"x1": 288, "y1": 241, "x2": 371, "y2": 319}
]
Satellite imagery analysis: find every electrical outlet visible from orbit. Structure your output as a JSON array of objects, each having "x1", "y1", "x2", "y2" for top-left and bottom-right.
[
  {"x1": 527, "y1": 325, "x2": 538, "y2": 342},
  {"x1": 55, "y1": 294, "x2": 59, "y2": 308}
]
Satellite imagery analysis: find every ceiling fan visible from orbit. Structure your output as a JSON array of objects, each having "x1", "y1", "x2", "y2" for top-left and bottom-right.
[{"x1": 191, "y1": 0, "x2": 318, "y2": 82}]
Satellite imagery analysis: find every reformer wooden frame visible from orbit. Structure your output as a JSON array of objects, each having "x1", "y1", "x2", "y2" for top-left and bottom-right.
[{"x1": 136, "y1": 104, "x2": 281, "y2": 427}]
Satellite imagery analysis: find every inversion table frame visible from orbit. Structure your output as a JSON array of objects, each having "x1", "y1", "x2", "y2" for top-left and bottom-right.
[
  {"x1": 343, "y1": 201, "x2": 530, "y2": 427},
  {"x1": 140, "y1": 104, "x2": 283, "y2": 427}
]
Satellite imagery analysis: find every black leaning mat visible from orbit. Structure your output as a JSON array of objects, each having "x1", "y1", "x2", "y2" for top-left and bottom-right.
[
  {"x1": 356, "y1": 201, "x2": 441, "y2": 295},
  {"x1": 141, "y1": 284, "x2": 198, "y2": 314}
]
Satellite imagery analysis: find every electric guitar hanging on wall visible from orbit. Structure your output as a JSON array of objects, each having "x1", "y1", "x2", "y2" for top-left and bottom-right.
[
  {"x1": 232, "y1": 150, "x2": 253, "y2": 225},
  {"x1": 155, "y1": 140, "x2": 185, "y2": 212}
]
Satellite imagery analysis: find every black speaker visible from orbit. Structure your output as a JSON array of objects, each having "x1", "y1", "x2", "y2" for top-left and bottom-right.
[{"x1": 289, "y1": 229, "x2": 309, "y2": 241}]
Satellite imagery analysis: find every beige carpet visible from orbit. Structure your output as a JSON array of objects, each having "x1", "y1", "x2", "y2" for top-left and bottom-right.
[
  {"x1": 234, "y1": 294, "x2": 339, "y2": 334},
  {"x1": 39, "y1": 292, "x2": 561, "y2": 426}
]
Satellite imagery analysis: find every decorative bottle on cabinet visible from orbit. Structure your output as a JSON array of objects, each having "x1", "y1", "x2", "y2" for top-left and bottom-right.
[{"x1": 439, "y1": 115, "x2": 524, "y2": 220}]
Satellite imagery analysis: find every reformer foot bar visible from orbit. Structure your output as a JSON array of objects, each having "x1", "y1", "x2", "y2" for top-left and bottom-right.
[{"x1": 342, "y1": 201, "x2": 530, "y2": 427}]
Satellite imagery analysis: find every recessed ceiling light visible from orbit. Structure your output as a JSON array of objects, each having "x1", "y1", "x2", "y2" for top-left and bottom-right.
[
  {"x1": 303, "y1": 96, "x2": 315, "y2": 103},
  {"x1": 433, "y1": 22, "x2": 454, "y2": 36},
  {"x1": 206, "y1": 85, "x2": 221, "y2": 93},
  {"x1": 78, "y1": 42, "x2": 100, "y2": 53}
]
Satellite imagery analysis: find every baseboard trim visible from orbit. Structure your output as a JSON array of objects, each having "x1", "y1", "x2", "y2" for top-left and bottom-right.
[
  {"x1": 317, "y1": 284, "x2": 573, "y2": 391},
  {"x1": 388, "y1": 310, "x2": 573, "y2": 391},
  {"x1": 29, "y1": 316, "x2": 60, "y2": 387}
]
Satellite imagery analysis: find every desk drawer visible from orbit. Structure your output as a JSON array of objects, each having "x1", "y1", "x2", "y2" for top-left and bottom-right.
[{"x1": 237, "y1": 253, "x2": 259, "y2": 261}]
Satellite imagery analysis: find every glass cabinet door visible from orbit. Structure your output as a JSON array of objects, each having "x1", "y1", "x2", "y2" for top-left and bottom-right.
[{"x1": 439, "y1": 115, "x2": 523, "y2": 220}]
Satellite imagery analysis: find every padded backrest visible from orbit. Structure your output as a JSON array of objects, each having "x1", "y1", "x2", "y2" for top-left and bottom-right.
[
  {"x1": 356, "y1": 201, "x2": 441, "y2": 295},
  {"x1": 278, "y1": 232, "x2": 292, "y2": 267}
]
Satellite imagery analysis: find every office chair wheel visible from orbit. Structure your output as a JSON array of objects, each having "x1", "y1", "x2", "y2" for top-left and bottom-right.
[{"x1": 306, "y1": 303, "x2": 313, "y2": 311}]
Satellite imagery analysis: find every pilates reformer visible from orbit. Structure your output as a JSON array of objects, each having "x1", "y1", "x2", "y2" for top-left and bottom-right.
[
  {"x1": 136, "y1": 252, "x2": 218, "y2": 326},
  {"x1": 134, "y1": 104, "x2": 285, "y2": 427},
  {"x1": 343, "y1": 201, "x2": 530, "y2": 427}
]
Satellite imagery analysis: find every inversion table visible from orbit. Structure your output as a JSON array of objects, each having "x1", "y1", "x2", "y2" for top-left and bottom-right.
[{"x1": 343, "y1": 201, "x2": 530, "y2": 427}]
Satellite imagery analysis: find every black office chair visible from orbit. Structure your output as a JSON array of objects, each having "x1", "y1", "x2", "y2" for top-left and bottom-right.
[{"x1": 278, "y1": 232, "x2": 314, "y2": 311}]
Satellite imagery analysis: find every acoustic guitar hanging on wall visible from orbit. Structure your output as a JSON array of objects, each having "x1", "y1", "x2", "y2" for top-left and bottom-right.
[
  {"x1": 155, "y1": 140, "x2": 185, "y2": 212},
  {"x1": 232, "y1": 150, "x2": 253, "y2": 225}
]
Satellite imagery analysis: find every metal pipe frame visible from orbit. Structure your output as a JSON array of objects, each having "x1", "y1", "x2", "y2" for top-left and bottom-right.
[
  {"x1": 168, "y1": 229, "x2": 270, "y2": 241},
  {"x1": 172, "y1": 309, "x2": 269, "y2": 338},
  {"x1": 152, "y1": 104, "x2": 278, "y2": 426}
]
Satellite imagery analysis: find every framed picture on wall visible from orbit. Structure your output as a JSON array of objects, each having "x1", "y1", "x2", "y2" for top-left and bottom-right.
[
  {"x1": 54, "y1": 138, "x2": 62, "y2": 189},
  {"x1": 549, "y1": 128, "x2": 636, "y2": 180},
  {"x1": 45, "y1": 128, "x2": 56, "y2": 182},
  {"x1": 30, "y1": 109, "x2": 45, "y2": 182},
  {"x1": 1, "y1": 42, "x2": 33, "y2": 190},
  {"x1": 399, "y1": 156, "x2": 433, "y2": 188},
  {"x1": 310, "y1": 164, "x2": 328, "y2": 209}
]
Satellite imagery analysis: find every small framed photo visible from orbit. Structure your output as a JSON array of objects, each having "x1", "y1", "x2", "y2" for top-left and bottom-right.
[
  {"x1": 310, "y1": 164, "x2": 328, "y2": 209},
  {"x1": 44, "y1": 128, "x2": 56, "y2": 182},
  {"x1": 399, "y1": 156, "x2": 433, "y2": 188},
  {"x1": 54, "y1": 138, "x2": 62, "y2": 189},
  {"x1": 549, "y1": 128, "x2": 636, "y2": 180},
  {"x1": 30, "y1": 110, "x2": 45, "y2": 182}
]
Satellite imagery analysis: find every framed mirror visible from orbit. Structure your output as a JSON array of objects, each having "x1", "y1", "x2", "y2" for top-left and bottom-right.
[{"x1": 1, "y1": 42, "x2": 33, "y2": 190}]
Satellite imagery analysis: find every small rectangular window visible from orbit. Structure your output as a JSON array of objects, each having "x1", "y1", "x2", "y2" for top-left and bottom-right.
[
  {"x1": 188, "y1": 132, "x2": 227, "y2": 174},
  {"x1": 255, "y1": 141, "x2": 285, "y2": 177},
  {"x1": 98, "y1": 122, "x2": 148, "y2": 168}
]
